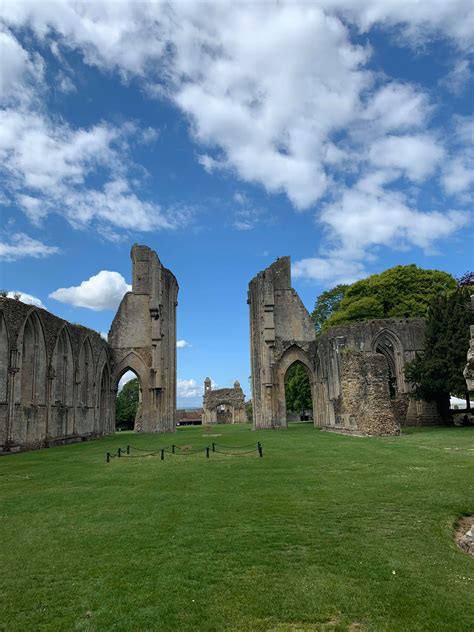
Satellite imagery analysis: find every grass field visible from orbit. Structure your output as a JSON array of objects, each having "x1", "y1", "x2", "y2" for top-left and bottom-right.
[{"x1": 1, "y1": 424, "x2": 473, "y2": 632}]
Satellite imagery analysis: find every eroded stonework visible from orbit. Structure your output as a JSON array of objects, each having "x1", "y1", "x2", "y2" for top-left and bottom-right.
[
  {"x1": 248, "y1": 257, "x2": 439, "y2": 435},
  {"x1": 464, "y1": 295, "x2": 474, "y2": 392},
  {"x1": 0, "y1": 297, "x2": 114, "y2": 452},
  {"x1": 202, "y1": 378, "x2": 246, "y2": 424},
  {"x1": 109, "y1": 245, "x2": 178, "y2": 432}
]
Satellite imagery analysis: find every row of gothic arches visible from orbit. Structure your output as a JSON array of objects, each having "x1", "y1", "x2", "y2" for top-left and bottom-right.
[{"x1": 0, "y1": 309, "x2": 113, "y2": 450}]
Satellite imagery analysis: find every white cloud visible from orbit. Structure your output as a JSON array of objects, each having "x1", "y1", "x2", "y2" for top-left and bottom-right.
[
  {"x1": 177, "y1": 379, "x2": 202, "y2": 398},
  {"x1": 1, "y1": 1, "x2": 472, "y2": 263},
  {"x1": 0, "y1": 232, "x2": 60, "y2": 261},
  {"x1": 368, "y1": 134, "x2": 444, "y2": 182},
  {"x1": 118, "y1": 370, "x2": 136, "y2": 391},
  {"x1": 0, "y1": 28, "x2": 43, "y2": 105},
  {"x1": 292, "y1": 257, "x2": 367, "y2": 286},
  {"x1": 49, "y1": 270, "x2": 131, "y2": 311},
  {"x1": 100, "y1": 332, "x2": 108, "y2": 341},
  {"x1": 6, "y1": 291, "x2": 44, "y2": 308},
  {"x1": 177, "y1": 340, "x2": 189, "y2": 348},
  {"x1": 0, "y1": 107, "x2": 184, "y2": 233}
]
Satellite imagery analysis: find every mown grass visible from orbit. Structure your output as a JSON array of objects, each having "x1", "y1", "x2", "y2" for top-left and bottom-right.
[{"x1": 0, "y1": 424, "x2": 473, "y2": 631}]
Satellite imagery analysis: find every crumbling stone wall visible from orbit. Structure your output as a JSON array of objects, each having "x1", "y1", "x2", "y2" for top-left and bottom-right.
[
  {"x1": 109, "y1": 245, "x2": 178, "y2": 432},
  {"x1": 202, "y1": 378, "x2": 246, "y2": 424},
  {"x1": 248, "y1": 257, "x2": 439, "y2": 435},
  {"x1": 0, "y1": 297, "x2": 113, "y2": 452},
  {"x1": 464, "y1": 295, "x2": 474, "y2": 392}
]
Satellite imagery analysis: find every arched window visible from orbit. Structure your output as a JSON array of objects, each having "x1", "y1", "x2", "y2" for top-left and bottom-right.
[
  {"x1": 52, "y1": 327, "x2": 74, "y2": 406},
  {"x1": 285, "y1": 361, "x2": 313, "y2": 421},
  {"x1": 78, "y1": 338, "x2": 94, "y2": 407},
  {"x1": 0, "y1": 313, "x2": 8, "y2": 402},
  {"x1": 18, "y1": 312, "x2": 47, "y2": 406},
  {"x1": 373, "y1": 330, "x2": 402, "y2": 398}
]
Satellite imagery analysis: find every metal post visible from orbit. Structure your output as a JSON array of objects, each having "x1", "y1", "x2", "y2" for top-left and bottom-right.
[
  {"x1": 106, "y1": 452, "x2": 110, "y2": 463},
  {"x1": 206, "y1": 447, "x2": 209, "y2": 458},
  {"x1": 172, "y1": 444, "x2": 175, "y2": 454},
  {"x1": 212, "y1": 442, "x2": 215, "y2": 452},
  {"x1": 126, "y1": 445, "x2": 130, "y2": 455},
  {"x1": 118, "y1": 447, "x2": 121, "y2": 458},
  {"x1": 161, "y1": 448, "x2": 164, "y2": 460},
  {"x1": 258, "y1": 443, "x2": 263, "y2": 458}
]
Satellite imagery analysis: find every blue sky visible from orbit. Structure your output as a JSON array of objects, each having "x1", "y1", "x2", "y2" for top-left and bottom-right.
[{"x1": 1, "y1": 1, "x2": 473, "y2": 407}]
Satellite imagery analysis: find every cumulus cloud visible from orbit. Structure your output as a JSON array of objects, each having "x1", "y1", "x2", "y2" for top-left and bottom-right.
[
  {"x1": 177, "y1": 340, "x2": 190, "y2": 348},
  {"x1": 118, "y1": 370, "x2": 136, "y2": 391},
  {"x1": 6, "y1": 291, "x2": 44, "y2": 307},
  {"x1": 0, "y1": 232, "x2": 60, "y2": 261},
  {"x1": 1, "y1": 1, "x2": 472, "y2": 264},
  {"x1": 0, "y1": 107, "x2": 182, "y2": 232},
  {"x1": 292, "y1": 258, "x2": 367, "y2": 285},
  {"x1": 49, "y1": 270, "x2": 131, "y2": 311},
  {"x1": 177, "y1": 379, "x2": 201, "y2": 398}
]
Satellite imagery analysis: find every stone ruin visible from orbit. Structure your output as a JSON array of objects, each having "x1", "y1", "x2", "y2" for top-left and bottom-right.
[
  {"x1": 248, "y1": 257, "x2": 440, "y2": 435},
  {"x1": 109, "y1": 244, "x2": 178, "y2": 433},
  {"x1": 202, "y1": 378, "x2": 247, "y2": 424},
  {"x1": 0, "y1": 244, "x2": 177, "y2": 452},
  {"x1": 1, "y1": 245, "x2": 460, "y2": 452},
  {"x1": 0, "y1": 297, "x2": 113, "y2": 452}
]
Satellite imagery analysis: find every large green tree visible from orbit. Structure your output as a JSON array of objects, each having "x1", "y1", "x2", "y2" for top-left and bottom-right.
[
  {"x1": 116, "y1": 378, "x2": 139, "y2": 430},
  {"x1": 312, "y1": 284, "x2": 349, "y2": 333},
  {"x1": 405, "y1": 287, "x2": 473, "y2": 419},
  {"x1": 285, "y1": 363, "x2": 312, "y2": 413},
  {"x1": 320, "y1": 265, "x2": 456, "y2": 331}
]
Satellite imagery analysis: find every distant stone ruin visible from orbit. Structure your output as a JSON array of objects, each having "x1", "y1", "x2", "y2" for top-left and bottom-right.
[
  {"x1": 202, "y1": 378, "x2": 247, "y2": 424},
  {"x1": 248, "y1": 257, "x2": 439, "y2": 435}
]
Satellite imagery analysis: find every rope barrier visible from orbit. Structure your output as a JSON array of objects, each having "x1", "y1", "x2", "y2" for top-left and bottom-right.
[{"x1": 106, "y1": 441, "x2": 263, "y2": 462}]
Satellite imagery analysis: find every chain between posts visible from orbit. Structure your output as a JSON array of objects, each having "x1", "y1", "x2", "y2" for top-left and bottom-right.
[{"x1": 106, "y1": 441, "x2": 263, "y2": 462}]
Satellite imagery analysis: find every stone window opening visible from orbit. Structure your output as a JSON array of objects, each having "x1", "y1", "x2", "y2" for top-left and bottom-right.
[{"x1": 284, "y1": 360, "x2": 313, "y2": 422}]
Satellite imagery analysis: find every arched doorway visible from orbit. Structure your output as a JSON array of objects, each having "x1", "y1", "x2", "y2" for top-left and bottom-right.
[
  {"x1": 275, "y1": 345, "x2": 316, "y2": 427},
  {"x1": 285, "y1": 361, "x2": 313, "y2": 422},
  {"x1": 115, "y1": 369, "x2": 142, "y2": 431}
]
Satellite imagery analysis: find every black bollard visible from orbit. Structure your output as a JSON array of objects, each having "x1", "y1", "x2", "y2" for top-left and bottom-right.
[
  {"x1": 106, "y1": 452, "x2": 110, "y2": 463},
  {"x1": 161, "y1": 449, "x2": 164, "y2": 460},
  {"x1": 206, "y1": 447, "x2": 210, "y2": 458},
  {"x1": 126, "y1": 445, "x2": 130, "y2": 455},
  {"x1": 258, "y1": 443, "x2": 263, "y2": 458},
  {"x1": 117, "y1": 448, "x2": 121, "y2": 458},
  {"x1": 172, "y1": 444, "x2": 175, "y2": 454},
  {"x1": 212, "y1": 442, "x2": 215, "y2": 452}
]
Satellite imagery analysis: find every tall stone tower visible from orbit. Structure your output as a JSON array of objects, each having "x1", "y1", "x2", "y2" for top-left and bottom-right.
[{"x1": 109, "y1": 244, "x2": 178, "y2": 432}]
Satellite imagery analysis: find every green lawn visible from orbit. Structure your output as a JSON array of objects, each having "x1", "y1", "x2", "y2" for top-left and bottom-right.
[{"x1": 1, "y1": 424, "x2": 473, "y2": 632}]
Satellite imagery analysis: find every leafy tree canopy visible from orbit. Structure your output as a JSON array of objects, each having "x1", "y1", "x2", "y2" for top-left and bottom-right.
[
  {"x1": 318, "y1": 265, "x2": 456, "y2": 331},
  {"x1": 312, "y1": 284, "x2": 349, "y2": 333},
  {"x1": 116, "y1": 378, "x2": 139, "y2": 430},
  {"x1": 285, "y1": 363, "x2": 312, "y2": 412},
  {"x1": 405, "y1": 287, "x2": 473, "y2": 416}
]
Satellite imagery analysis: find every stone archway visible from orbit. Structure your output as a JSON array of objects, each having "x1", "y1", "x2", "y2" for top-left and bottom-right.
[
  {"x1": 275, "y1": 345, "x2": 316, "y2": 428},
  {"x1": 112, "y1": 352, "x2": 150, "y2": 432}
]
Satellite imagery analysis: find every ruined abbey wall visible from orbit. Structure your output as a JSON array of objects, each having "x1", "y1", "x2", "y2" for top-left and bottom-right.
[
  {"x1": 109, "y1": 244, "x2": 178, "y2": 432},
  {"x1": 0, "y1": 297, "x2": 114, "y2": 452},
  {"x1": 248, "y1": 257, "x2": 439, "y2": 435}
]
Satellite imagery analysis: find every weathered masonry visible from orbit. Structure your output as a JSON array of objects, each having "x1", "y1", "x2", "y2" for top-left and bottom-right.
[
  {"x1": 0, "y1": 244, "x2": 178, "y2": 452},
  {"x1": 248, "y1": 257, "x2": 439, "y2": 435},
  {"x1": 202, "y1": 378, "x2": 247, "y2": 424},
  {"x1": 109, "y1": 245, "x2": 178, "y2": 432},
  {"x1": 0, "y1": 297, "x2": 114, "y2": 452}
]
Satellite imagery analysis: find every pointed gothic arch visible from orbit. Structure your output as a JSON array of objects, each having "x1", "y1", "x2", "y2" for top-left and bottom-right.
[{"x1": 372, "y1": 329, "x2": 404, "y2": 397}]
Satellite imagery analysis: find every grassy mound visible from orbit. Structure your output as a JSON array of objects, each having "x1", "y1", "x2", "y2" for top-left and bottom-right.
[{"x1": 1, "y1": 424, "x2": 473, "y2": 631}]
